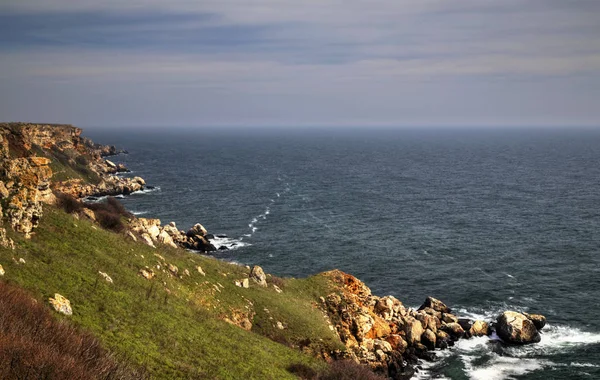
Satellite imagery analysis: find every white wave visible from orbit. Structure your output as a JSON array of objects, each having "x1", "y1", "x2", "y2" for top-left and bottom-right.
[
  {"x1": 131, "y1": 186, "x2": 161, "y2": 195},
  {"x1": 114, "y1": 194, "x2": 125, "y2": 198},
  {"x1": 131, "y1": 211, "x2": 148, "y2": 216},
  {"x1": 208, "y1": 235, "x2": 250, "y2": 251},
  {"x1": 417, "y1": 305, "x2": 600, "y2": 380},
  {"x1": 463, "y1": 355, "x2": 548, "y2": 380},
  {"x1": 82, "y1": 195, "x2": 109, "y2": 203}
]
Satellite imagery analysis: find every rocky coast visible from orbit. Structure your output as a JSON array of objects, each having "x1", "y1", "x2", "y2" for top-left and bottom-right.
[{"x1": 0, "y1": 122, "x2": 548, "y2": 379}]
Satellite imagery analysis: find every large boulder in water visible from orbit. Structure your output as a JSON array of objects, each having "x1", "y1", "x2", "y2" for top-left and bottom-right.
[{"x1": 496, "y1": 311, "x2": 541, "y2": 345}]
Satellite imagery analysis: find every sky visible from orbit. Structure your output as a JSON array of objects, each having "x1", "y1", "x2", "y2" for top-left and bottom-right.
[{"x1": 1, "y1": 1, "x2": 599, "y2": 128}]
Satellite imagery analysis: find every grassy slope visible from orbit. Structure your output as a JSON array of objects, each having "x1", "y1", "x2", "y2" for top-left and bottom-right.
[{"x1": 0, "y1": 207, "x2": 344, "y2": 379}]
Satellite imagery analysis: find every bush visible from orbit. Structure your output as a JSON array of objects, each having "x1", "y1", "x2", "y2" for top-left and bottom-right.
[
  {"x1": 0, "y1": 281, "x2": 144, "y2": 379},
  {"x1": 55, "y1": 192, "x2": 83, "y2": 214},
  {"x1": 94, "y1": 210, "x2": 125, "y2": 233},
  {"x1": 75, "y1": 155, "x2": 89, "y2": 166},
  {"x1": 87, "y1": 197, "x2": 131, "y2": 218},
  {"x1": 86, "y1": 197, "x2": 131, "y2": 232}
]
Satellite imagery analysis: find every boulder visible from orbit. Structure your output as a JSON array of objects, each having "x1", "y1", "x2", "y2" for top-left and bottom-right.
[
  {"x1": 0, "y1": 264, "x2": 4, "y2": 276},
  {"x1": 250, "y1": 265, "x2": 267, "y2": 287},
  {"x1": 404, "y1": 316, "x2": 424, "y2": 345},
  {"x1": 436, "y1": 330, "x2": 451, "y2": 349},
  {"x1": 98, "y1": 271, "x2": 113, "y2": 284},
  {"x1": 139, "y1": 268, "x2": 155, "y2": 280},
  {"x1": 496, "y1": 311, "x2": 541, "y2": 345},
  {"x1": 442, "y1": 313, "x2": 458, "y2": 324},
  {"x1": 158, "y1": 230, "x2": 178, "y2": 248},
  {"x1": 524, "y1": 313, "x2": 547, "y2": 330},
  {"x1": 385, "y1": 334, "x2": 408, "y2": 353},
  {"x1": 352, "y1": 311, "x2": 374, "y2": 341},
  {"x1": 168, "y1": 264, "x2": 178, "y2": 276},
  {"x1": 468, "y1": 320, "x2": 490, "y2": 337},
  {"x1": 374, "y1": 295, "x2": 403, "y2": 321},
  {"x1": 421, "y1": 329, "x2": 437, "y2": 350},
  {"x1": 418, "y1": 296, "x2": 451, "y2": 313},
  {"x1": 196, "y1": 266, "x2": 206, "y2": 276},
  {"x1": 141, "y1": 233, "x2": 155, "y2": 248},
  {"x1": 441, "y1": 322, "x2": 465, "y2": 340},
  {"x1": 49, "y1": 293, "x2": 72, "y2": 315}
]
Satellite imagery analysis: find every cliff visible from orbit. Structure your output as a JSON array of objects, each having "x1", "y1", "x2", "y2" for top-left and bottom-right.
[
  {"x1": 0, "y1": 123, "x2": 547, "y2": 379},
  {"x1": 0, "y1": 122, "x2": 144, "y2": 238}
]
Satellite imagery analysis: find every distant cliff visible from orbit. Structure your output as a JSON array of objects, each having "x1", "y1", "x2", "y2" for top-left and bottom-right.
[{"x1": 0, "y1": 122, "x2": 144, "y2": 239}]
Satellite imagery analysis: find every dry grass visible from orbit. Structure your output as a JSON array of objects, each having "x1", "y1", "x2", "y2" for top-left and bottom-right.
[{"x1": 0, "y1": 280, "x2": 144, "y2": 380}]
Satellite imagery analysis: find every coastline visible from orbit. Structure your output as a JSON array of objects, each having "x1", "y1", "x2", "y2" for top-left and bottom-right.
[{"x1": 0, "y1": 122, "x2": 550, "y2": 379}]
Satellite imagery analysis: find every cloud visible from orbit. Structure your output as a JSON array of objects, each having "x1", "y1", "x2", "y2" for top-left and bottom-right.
[{"x1": 0, "y1": 0, "x2": 599, "y2": 126}]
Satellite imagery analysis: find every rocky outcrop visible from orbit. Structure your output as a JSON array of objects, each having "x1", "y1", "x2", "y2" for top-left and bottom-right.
[
  {"x1": 250, "y1": 266, "x2": 267, "y2": 287},
  {"x1": 496, "y1": 311, "x2": 542, "y2": 345},
  {"x1": 321, "y1": 270, "x2": 546, "y2": 379},
  {"x1": 128, "y1": 218, "x2": 219, "y2": 253},
  {"x1": 0, "y1": 122, "x2": 145, "y2": 238}
]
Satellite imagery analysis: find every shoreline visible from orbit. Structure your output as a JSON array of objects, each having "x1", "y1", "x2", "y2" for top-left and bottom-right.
[{"x1": 0, "y1": 122, "x2": 550, "y2": 379}]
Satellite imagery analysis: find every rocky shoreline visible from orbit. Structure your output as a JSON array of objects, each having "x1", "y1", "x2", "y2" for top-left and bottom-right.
[{"x1": 0, "y1": 122, "x2": 548, "y2": 379}]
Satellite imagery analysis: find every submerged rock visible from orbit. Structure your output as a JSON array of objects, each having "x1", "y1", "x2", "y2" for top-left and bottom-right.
[{"x1": 496, "y1": 311, "x2": 541, "y2": 345}]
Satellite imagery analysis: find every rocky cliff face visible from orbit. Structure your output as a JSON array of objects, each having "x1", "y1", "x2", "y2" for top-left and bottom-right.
[{"x1": 0, "y1": 122, "x2": 144, "y2": 239}]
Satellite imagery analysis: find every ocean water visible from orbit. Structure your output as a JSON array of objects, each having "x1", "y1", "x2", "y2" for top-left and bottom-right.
[{"x1": 86, "y1": 127, "x2": 600, "y2": 379}]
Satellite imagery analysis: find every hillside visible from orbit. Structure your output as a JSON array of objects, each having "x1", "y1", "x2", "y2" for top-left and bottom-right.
[{"x1": 0, "y1": 123, "x2": 547, "y2": 379}]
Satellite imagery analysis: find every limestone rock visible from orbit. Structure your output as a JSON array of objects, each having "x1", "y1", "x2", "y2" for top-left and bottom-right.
[
  {"x1": 168, "y1": 264, "x2": 179, "y2": 276},
  {"x1": 141, "y1": 233, "x2": 155, "y2": 248},
  {"x1": 126, "y1": 231, "x2": 137, "y2": 242},
  {"x1": 385, "y1": 334, "x2": 408, "y2": 353},
  {"x1": 421, "y1": 329, "x2": 437, "y2": 350},
  {"x1": 197, "y1": 266, "x2": 206, "y2": 276},
  {"x1": 158, "y1": 230, "x2": 178, "y2": 248},
  {"x1": 139, "y1": 268, "x2": 155, "y2": 280},
  {"x1": 250, "y1": 265, "x2": 267, "y2": 287},
  {"x1": 98, "y1": 271, "x2": 113, "y2": 284},
  {"x1": 524, "y1": 313, "x2": 547, "y2": 330},
  {"x1": 49, "y1": 293, "x2": 72, "y2": 315},
  {"x1": 468, "y1": 320, "x2": 490, "y2": 337},
  {"x1": 404, "y1": 316, "x2": 424, "y2": 345},
  {"x1": 0, "y1": 264, "x2": 4, "y2": 276},
  {"x1": 441, "y1": 322, "x2": 465, "y2": 340},
  {"x1": 419, "y1": 296, "x2": 451, "y2": 313},
  {"x1": 496, "y1": 311, "x2": 541, "y2": 345},
  {"x1": 0, "y1": 228, "x2": 15, "y2": 249},
  {"x1": 235, "y1": 278, "x2": 250, "y2": 288}
]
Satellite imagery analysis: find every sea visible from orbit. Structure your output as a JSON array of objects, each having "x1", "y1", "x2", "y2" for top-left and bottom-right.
[{"x1": 85, "y1": 127, "x2": 600, "y2": 380}]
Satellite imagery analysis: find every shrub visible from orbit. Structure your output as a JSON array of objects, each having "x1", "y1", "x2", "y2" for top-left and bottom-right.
[
  {"x1": 55, "y1": 192, "x2": 83, "y2": 214},
  {"x1": 85, "y1": 197, "x2": 131, "y2": 232},
  {"x1": 94, "y1": 210, "x2": 125, "y2": 232},
  {"x1": 0, "y1": 281, "x2": 144, "y2": 379},
  {"x1": 75, "y1": 155, "x2": 89, "y2": 166}
]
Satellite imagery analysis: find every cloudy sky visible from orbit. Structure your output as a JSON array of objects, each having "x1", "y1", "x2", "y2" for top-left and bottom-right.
[{"x1": 1, "y1": 1, "x2": 599, "y2": 128}]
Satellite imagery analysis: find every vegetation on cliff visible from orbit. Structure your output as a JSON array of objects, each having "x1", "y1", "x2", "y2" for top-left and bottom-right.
[{"x1": 0, "y1": 123, "x2": 547, "y2": 379}]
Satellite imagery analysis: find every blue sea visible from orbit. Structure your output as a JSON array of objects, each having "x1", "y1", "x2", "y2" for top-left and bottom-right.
[{"x1": 86, "y1": 127, "x2": 600, "y2": 380}]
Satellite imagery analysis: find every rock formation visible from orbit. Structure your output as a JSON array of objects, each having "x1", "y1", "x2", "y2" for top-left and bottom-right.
[
  {"x1": 496, "y1": 311, "x2": 542, "y2": 344},
  {"x1": 321, "y1": 270, "x2": 546, "y2": 379},
  {"x1": 0, "y1": 122, "x2": 145, "y2": 238}
]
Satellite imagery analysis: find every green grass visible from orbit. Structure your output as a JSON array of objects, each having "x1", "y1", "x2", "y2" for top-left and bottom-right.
[{"x1": 0, "y1": 207, "x2": 344, "y2": 379}]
